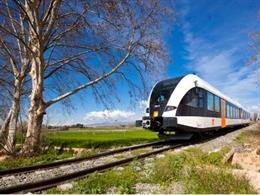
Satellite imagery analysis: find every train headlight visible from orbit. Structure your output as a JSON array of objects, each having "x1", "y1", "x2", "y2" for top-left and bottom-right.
[{"x1": 165, "y1": 106, "x2": 176, "y2": 112}]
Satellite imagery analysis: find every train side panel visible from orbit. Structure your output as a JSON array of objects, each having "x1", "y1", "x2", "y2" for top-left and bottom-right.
[{"x1": 175, "y1": 116, "x2": 250, "y2": 132}]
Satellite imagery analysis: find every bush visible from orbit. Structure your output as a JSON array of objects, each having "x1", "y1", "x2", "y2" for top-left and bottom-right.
[
  {"x1": 150, "y1": 154, "x2": 186, "y2": 183},
  {"x1": 185, "y1": 167, "x2": 256, "y2": 194}
]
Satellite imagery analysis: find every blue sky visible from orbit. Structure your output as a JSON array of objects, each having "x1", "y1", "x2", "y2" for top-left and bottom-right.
[{"x1": 47, "y1": 0, "x2": 260, "y2": 125}]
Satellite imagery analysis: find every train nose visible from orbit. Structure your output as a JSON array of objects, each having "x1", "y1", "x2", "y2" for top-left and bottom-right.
[{"x1": 155, "y1": 121, "x2": 161, "y2": 126}]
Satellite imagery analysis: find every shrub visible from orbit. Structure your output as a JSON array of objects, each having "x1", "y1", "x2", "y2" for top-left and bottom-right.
[
  {"x1": 59, "y1": 165, "x2": 139, "y2": 194},
  {"x1": 185, "y1": 167, "x2": 256, "y2": 194},
  {"x1": 150, "y1": 154, "x2": 186, "y2": 183}
]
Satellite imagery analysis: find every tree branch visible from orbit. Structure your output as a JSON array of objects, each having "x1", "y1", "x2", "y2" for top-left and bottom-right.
[
  {"x1": 42, "y1": 0, "x2": 61, "y2": 42},
  {"x1": 0, "y1": 39, "x2": 19, "y2": 77},
  {"x1": 46, "y1": 42, "x2": 134, "y2": 107}
]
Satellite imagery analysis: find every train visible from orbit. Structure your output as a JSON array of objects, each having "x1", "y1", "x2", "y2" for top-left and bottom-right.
[{"x1": 139, "y1": 74, "x2": 251, "y2": 134}]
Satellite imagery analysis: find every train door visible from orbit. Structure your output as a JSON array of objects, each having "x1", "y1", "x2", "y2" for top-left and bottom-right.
[{"x1": 221, "y1": 99, "x2": 226, "y2": 128}]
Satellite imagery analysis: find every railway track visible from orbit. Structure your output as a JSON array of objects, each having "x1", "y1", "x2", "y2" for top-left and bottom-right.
[
  {"x1": 0, "y1": 140, "x2": 169, "y2": 177},
  {"x1": 0, "y1": 140, "x2": 185, "y2": 193},
  {"x1": 0, "y1": 126, "x2": 242, "y2": 193}
]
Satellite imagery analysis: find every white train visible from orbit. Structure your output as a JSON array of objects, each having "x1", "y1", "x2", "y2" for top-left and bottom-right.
[{"x1": 141, "y1": 74, "x2": 250, "y2": 133}]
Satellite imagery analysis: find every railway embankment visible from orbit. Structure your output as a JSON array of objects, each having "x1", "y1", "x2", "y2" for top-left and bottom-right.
[
  {"x1": 0, "y1": 123, "x2": 259, "y2": 193},
  {"x1": 46, "y1": 123, "x2": 259, "y2": 194},
  {"x1": 170, "y1": 122, "x2": 260, "y2": 193}
]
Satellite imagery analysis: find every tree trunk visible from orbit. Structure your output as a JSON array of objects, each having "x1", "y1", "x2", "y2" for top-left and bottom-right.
[
  {"x1": 0, "y1": 109, "x2": 12, "y2": 145},
  {"x1": 21, "y1": 1, "x2": 46, "y2": 155},
  {"x1": 21, "y1": 65, "x2": 45, "y2": 155},
  {"x1": 3, "y1": 79, "x2": 22, "y2": 153},
  {"x1": 21, "y1": 41, "x2": 45, "y2": 155}
]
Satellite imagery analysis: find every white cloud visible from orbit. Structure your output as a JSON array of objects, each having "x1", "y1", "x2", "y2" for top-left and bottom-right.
[
  {"x1": 138, "y1": 100, "x2": 148, "y2": 110},
  {"x1": 84, "y1": 100, "x2": 149, "y2": 124},
  {"x1": 47, "y1": 99, "x2": 148, "y2": 125},
  {"x1": 180, "y1": 1, "x2": 260, "y2": 113},
  {"x1": 249, "y1": 104, "x2": 260, "y2": 113},
  {"x1": 192, "y1": 50, "x2": 235, "y2": 84},
  {"x1": 84, "y1": 109, "x2": 139, "y2": 124}
]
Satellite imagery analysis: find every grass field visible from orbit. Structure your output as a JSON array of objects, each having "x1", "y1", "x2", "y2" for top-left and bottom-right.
[
  {"x1": 48, "y1": 147, "x2": 256, "y2": 194},
  {"x1": 45, "y1": 127, "x2": 159, "y2": 148},
  {"x1": 0, "y1": 127, "x2": 158, "y2": 170}
]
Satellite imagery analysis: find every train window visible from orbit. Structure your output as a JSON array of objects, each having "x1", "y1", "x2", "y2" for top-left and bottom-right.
[
  {"x1": 183, "y1": 89, "x2": 198, "y2": 108},
  {"x1": 156, "y1": 94, "x2": 167, "y2": 104},
  {"x1": 207, "y1": 92, "x2": 214, "y2": 111},
  {"x1": 198, "y1": 89, "x2": 204, "y2": 108},
  {"x1": 177, "y1": 88, "x2": 206, "y2": 117},
  {"x1": 227, "y1": 104, "x2": 230, "y2": 118},
  {"x1": 214, "y1": 96, "x2": 220, "y2": 112}
]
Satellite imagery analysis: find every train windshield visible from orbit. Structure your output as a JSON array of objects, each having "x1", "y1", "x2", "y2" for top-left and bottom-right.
[{"x1": 150, "y1": 77, "x2": 183, "y2": 116}]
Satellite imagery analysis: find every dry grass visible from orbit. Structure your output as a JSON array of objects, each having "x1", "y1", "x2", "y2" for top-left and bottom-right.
[{"x1": 236, "y1": 122, "x2": 260, "y2": 146}]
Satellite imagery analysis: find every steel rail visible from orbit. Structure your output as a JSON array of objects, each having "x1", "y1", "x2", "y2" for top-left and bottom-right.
[
  {"x1": 0, "y1": 140, "x2": 171, "y2": 177},
  {"x1": 0, "y1": 127, "x2": 242, "y2": 193},
  {"x1": 0, "y1": 143, "x2": 185, "y2": 194}
]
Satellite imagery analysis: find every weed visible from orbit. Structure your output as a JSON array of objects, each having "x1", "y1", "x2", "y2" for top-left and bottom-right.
[
  {"x1": 236, "y1": 132, "x2": 248, "y2": 143},
  {"x1": 236, "y1": 128, "x2": 260, "y2": 145},
  {"x1": 0, "y1": 149, "x2": 75, "y2": 170},
  {"x1": 47, "y1": 147, "x2": 256, "y2": 194},
  {"x1": 150, "y1": 154, "x2": 186, "y2": 183},
  {"x1": 185, "y1": 167, "x2": 256, "y2": 194},
  {"x1": 47, "y1": 165, "x2": 140, "y2": 194}
]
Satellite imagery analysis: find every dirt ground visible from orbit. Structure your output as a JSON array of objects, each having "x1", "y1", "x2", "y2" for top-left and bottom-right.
[{"x1": 202, "y1": 122, "x2": 260, "y2": 192}]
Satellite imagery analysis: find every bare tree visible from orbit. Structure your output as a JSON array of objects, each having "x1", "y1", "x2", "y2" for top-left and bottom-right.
[
  {"x1": 247, "y1": 10, "x2": 260, "y2": 103},
  {"x1": 0, "y1": 63, "x2": 12, "y2": 128},
  {"x1": 249, "y1": 11, "x2": 260, "y2": 65},
  {"x1": 0, "y1": 0, "x2": 173, "y2": 155},
  {"x1": 0, "y1": 0, "x2": 31, "y2": 153}
]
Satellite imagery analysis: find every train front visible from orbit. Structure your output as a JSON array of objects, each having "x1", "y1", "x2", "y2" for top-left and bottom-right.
[{"x1": 141, "y1": 77, "x2": 183, "y2": 132}]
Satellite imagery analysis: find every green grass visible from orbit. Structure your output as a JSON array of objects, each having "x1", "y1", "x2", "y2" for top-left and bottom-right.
[
  {"x1": 235, "y1": 123, "x2": 260, "y2": 144},
  {"x1": 47, "y1": 147, "x2": 256, "y2": 194},
  {"x1": 45, "y1": 128, "x2": 158, "y2": 148},
  {"x1": 0, "y1": 149, "x2": 75, "y2": 171},
  {"x1": 47, "y1": 163, "x2": 140, "y2": 194},
  {"x1": 236, "y1": 131, "x2": 250, "y2": 143},
  {"x1": 67, "y1": 126, "x2": 138, "y2": 131},
  {"x1": 2, "y1": 127, "x2": 157, "y2": 171},
  {"x1": 148, "y1": 148, "x2": 256, "y2": 193},
  {"x1": 185, "y1": 167, "x2": 256, "y2": 194},
  {"x1": 0, "y1": 148, "x2": 101, "y2": 171}
]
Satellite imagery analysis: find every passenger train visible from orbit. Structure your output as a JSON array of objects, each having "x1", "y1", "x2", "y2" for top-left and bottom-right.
[{"x1": 140, "y1": 74, "x2": 250, "y2": 133}]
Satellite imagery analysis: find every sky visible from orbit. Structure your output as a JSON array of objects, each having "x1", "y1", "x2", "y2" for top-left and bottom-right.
[{"x1": 47, "y1": 0, "x2": 260, "y2": 125}]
